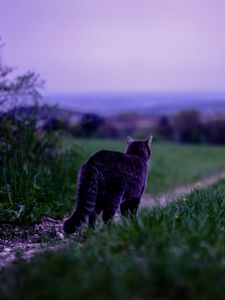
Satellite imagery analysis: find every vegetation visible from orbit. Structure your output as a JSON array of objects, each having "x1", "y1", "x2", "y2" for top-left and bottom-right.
[
  {"x1": 157, "y1": 110, "x2": 225, "y2": 144},
  {"x1": 0, "y1": 44, "x2": 82, "y2": 224},
  {"x1": 2, "y1": 132, "x2": 225, "y2": 223},
  {"x1": 61, "y1": 108, "x2": 225, "y2": 144},
  {"x1": 0, "y1": 116, "x2": 83, "y2": 223},
  {"x1": 0, "y1": 39, "x2": 43, "y2": 111},
  {"x1": 0, "y1": 180, "x2": 224, "y2": 300}
]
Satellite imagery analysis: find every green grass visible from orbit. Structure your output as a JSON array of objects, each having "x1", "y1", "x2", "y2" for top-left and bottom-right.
[
  {"x1": 2, "y1": 129, "x2": 225, "y2": 224},
  {"x1": 73, "y1": 138, "x2": 225, "y2": 194},
  {"x1": 0, "y1": 119, "x2": 84, "y2": 223},
  {"x1": 0, "y1": 180, "x2": 224, "y2": 300}
]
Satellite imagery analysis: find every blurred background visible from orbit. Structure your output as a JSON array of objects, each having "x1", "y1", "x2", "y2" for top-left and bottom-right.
[{"x1": 1, "y1": 0, "x2": 225, "y2": 143}]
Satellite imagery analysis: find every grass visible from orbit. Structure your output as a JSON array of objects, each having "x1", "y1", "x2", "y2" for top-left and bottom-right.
[
  {"x1": 73, "y1": 138, "x2": 225, "y2": 194},
  {"x1": 1, "y1": 128, "x2": 225, "y2": 299},
  {"x1": 0, "y1": 118, "x2": 84, "y2": 223},
  {"x1": 0, "y1": 180, "x2": 224, "y2": 300},
  {"x1": 2, "y1": 126, "x2": 225, "y2": 224}
]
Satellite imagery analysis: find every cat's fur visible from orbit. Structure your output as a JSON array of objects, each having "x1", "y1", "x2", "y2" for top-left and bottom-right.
[{"x1": 63, "y1": 136, "x2": 152, "y2": 234}]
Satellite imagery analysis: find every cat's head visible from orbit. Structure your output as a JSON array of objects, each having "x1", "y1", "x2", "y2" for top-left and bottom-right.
[{"x1": 125, "y1": 135, "x2": 153, "y2": 160}]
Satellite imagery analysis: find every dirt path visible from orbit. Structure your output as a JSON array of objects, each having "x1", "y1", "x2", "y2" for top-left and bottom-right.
[
  {"x1": 0, "y1": 219, "x2": 65, "y2": 268},
  {"x1": 1, "y1": 170, "x2": 225, "y2": 269},
  {"x1": 141, "y1": 170, "x2": 225, "y2": 209}
]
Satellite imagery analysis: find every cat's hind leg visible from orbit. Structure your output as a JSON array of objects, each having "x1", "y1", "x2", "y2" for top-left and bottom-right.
[
  {"x1": 63, "y1": 210, "x2": 87, "y2": 234},
  {"x1": 88, "y1": 212, "x2": 97, "y2": 228},
  {"x1": 89, "y1": 207, "x2": 103, "y2": 229},
  {"x1": 88, "y1": 196, "x2": 104, "y2": 229},
  {"x1": 120, "y1": 197, "x2": 141, "y2": 217},
  {"x1": 102, "y1": 196, "x2": 122, "y2": 224}
]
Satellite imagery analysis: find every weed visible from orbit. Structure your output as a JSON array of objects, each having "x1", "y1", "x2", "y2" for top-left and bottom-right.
[{"x1": 0, "y1": 116, "x2": 83, "y2": 223}]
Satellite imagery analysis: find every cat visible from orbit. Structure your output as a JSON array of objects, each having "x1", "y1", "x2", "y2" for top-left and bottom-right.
[{"x1": 63, "y1": 135, "x2": 152, "y2": 234}]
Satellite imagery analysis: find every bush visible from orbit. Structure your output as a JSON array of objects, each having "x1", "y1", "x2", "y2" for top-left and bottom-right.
[
  {"x1": 0, "y1": 114, "x2": 83, "y2": 223},
  {"x1": 0, "y1": 43, "x2": 83, "y2": 223},
  {"x1": 204, "y1": 120, "x2": 225, "y2": 144},
  {"x1": 173, "y1": 110, "x2": 203, "y2": 143},
  {"x1": 80, "y1": 113, "x2": 104, "y2": 137},
  {"x1": 156, "y1": 115, "x2": 173, "y2": 140}
]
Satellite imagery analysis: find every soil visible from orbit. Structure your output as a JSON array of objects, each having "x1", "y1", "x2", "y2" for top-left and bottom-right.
[{"x1": 0, "y1": 218, "x2": 66, "y2": 268}]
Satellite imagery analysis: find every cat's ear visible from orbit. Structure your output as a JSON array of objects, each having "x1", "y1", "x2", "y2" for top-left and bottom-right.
[
  {"x1": 127, "y1": 136, "x2": 134, "y2": 144},
  {"x1": 146, "y1": 135, "x2": 153, "y2": 145}
]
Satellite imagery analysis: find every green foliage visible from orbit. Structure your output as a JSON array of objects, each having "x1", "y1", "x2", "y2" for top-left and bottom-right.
[
  {"x1": 0, "y1": 181, "x2": 224, "y2": 300},
  {"x1": 0, "y1": 116, "x2": 83, "y2": 223}
]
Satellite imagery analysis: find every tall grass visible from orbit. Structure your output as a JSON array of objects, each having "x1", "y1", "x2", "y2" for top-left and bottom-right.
[{"x1": 0, "y1": 116, "x2": 83, "y2": 223}]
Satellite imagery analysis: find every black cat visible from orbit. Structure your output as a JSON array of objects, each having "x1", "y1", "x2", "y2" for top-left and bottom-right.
[{"x1": 63, "y1": 136, "x2": 152, "y2": 233}]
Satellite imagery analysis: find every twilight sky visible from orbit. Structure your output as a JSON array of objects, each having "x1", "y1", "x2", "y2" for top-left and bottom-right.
[{"x1": 1, "y1": 0, "x2": 225, "y2": 93}]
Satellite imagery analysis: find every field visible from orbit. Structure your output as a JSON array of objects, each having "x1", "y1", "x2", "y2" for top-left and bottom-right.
[{"x1": 1, "y1": 136, "x2": 225, "y2": 300}]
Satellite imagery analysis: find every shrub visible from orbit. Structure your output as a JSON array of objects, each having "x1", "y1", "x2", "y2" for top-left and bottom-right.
[{"x1": 0, "y1": 114, "x2": 83, "y2": 223}]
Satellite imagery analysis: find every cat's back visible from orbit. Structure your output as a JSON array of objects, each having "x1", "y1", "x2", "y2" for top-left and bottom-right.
[
  {"x1": 85, "y1": 150, "x2": 146, "y2": 172},
  {"x1": 82, "y1": 150, "x2": 148, "y2": 194},
  {"x1": 90, "y1": 150, "x2": 126, "y2": 162}
]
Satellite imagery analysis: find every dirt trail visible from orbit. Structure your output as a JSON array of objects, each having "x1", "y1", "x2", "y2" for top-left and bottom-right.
[
  {"x1": 141, "y1": 170, "x2": 225, "y2": 209},
  {"x1": 1, "y1": 170, "x2": 225, "y2": 268},
  {"x1": 0, "y1": 219, "x2": 65, "y2": 268}
]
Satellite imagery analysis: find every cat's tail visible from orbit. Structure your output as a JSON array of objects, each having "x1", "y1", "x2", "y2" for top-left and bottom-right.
[{"x1": 63, "y1": 162, "x2": 99, "y2": 234}]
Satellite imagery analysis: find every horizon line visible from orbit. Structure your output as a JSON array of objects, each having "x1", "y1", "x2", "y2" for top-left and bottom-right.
[{"x1": 44, "y1": 90, "x2": 225, "y2": 96}]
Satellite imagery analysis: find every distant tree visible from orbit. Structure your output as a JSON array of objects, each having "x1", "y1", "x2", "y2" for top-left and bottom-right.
[
  {"x1": 80, "y1": 113, "x2": 104, "y2": 137},
  {"x1": 173, "y1": 110, "x2": 203, "y2": 143},
  {"x1": 156, "y1": 115, "x2": 173, "y2": 140},
  {"x1": 44, "y1": 117, "x2": 69, "y2": 132},
  {"x1": 204, "y1": 120, "x2": 225, "y2": 144}
]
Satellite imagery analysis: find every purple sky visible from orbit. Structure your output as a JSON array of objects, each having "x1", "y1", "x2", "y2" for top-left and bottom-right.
[{"x1": 1, "y1": 0, "x2": 225, "y2": 93}]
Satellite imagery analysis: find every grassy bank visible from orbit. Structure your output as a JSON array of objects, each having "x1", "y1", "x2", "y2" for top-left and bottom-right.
[{"x1": 0, "y1": 180, "x2": 224, "y2": 300}]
